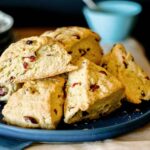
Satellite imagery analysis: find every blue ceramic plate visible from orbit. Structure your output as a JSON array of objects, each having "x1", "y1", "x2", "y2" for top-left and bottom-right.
[{"x1": 0, "y1": 101, "x2": 150, "y2": 142}]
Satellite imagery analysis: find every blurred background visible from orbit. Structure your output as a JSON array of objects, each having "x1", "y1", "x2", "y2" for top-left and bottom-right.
[{"x1": 0, "y1": 0, "x2": 150, "y2": 59}]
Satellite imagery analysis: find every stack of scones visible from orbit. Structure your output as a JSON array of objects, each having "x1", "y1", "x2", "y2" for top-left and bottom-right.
[{"x1": 0, "y1": 27, "x2": 149, "y2": 129}]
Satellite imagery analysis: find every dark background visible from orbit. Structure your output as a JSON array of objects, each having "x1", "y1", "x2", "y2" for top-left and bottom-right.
[{"x1": 0, "y1": 0, "x2": 150, "y2": 60}]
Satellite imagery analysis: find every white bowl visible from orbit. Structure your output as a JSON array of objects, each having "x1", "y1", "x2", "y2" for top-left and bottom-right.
[{"x1": 0, "y1": 11, "x2": 14, "y2": 34}]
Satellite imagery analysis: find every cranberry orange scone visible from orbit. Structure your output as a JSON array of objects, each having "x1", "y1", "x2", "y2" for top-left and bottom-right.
[
  {"x1": 41, "y1": 26, "x2": 103, "y2": 65},
  {"x1": 2, "y1": 77, "x2": 65, "y2": 129},
  {"x1": 0, "y1": 36, "x2": 77, "y2": 83},
  {"x1": 64, "y1": 58, "x2": 124, "y2": 124},
  {"x1": 101, "y1": 44, "x2": 150, "y2": 104}
]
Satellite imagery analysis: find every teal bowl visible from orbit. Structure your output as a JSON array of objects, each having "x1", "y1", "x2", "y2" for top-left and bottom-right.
[{"x1": 83, "y1": 1, "x2": 142, "y2": 43}]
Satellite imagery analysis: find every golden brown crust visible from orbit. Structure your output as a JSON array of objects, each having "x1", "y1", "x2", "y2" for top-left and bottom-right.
[
  {"x1": 2, "y1": 77, "x2": 65, "y2": 129},
  {"x1": 64, "y1": 58, "x2": 124, "y2": 124},
  {"x1": 41, "y1": 26, "x2": 103, "y2": 64},
  {"x1": 101, "y1": 44, "x2": 150, "y2": 104},
  {"x1": 0, "y1": 36, "x2": 77, "y2": 83}
]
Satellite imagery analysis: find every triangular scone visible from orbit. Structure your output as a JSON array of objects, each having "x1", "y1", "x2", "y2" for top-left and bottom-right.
[
  {"x1": 41, "y1": 26, "x2": 103, "y2": 64},
  {"x1": 2, "y1": 77, "x2": 65, "y2": 129},
  {"x1": 0, "y1": 36, "x2": 77, "y2": 83},
  {"x1": 101, "y1": 44, "x2": 150, "y2": 104},
  {"x1": 64, "y1": 58, "x2": 124, "y2": 124}
]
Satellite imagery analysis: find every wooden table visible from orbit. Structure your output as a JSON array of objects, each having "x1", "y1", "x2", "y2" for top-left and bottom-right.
[
  {"x1": 13, "y1": 27, "x2": 54, "y2": 40},
  {"x1": 13, "y1": 27, "x2": 150, "y2": 150}
]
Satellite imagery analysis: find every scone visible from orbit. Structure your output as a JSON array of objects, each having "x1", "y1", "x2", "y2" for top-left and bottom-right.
[
  {"x1": 101, "y1": 44, "x2": 150, "y2": 104},
  {"x1": 2, "y1": 77, "x2": 65, "y2": 129},
  {"x1": 64, "y1": 58, "x2": 124, "y2": 124},
  {"x1": 41, "y1": 26, "x2": 103, "y2": 64},
  {"x1": 0, "y1": 36, "x2": 77, "y2": 83}
]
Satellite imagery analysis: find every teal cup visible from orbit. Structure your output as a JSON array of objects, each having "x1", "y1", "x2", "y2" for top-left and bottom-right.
[{"x1": 83, "y1": 1, "x2": 142, "y2": 43}]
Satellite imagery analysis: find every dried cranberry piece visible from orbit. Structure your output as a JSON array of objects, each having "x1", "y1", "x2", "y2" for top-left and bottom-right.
[
  {"x1": 28, "y1": 56, "x2": 36, "y2": 62},
  {"x1": 68, "y1": 51, "x2": 72, "y2": 54},
  {"x1": 141, "y1": 90, "x2": 145, "y2": 97},
  {"x1": 72, "y1": 82, "x2": 81, "y2": 88},
  {"x1": 26, "y1": 40, "x2": 33, "y2": 45},
  {"x1": 101, "y1": 51, "x2": 104, "y2": 55},
  {"x1": 101, "y1": 63, "x2": 107, "y2": 68},
  {"x1": 23, "y1": 56, "x2": 36, "y2": 62},
  {"x1": 95, "y1": 38, "x2": 99, "y2": 42},
  {"x1": 73, "y1": 34, "x2": 80, "y2": 39},
  {"x1": 145, "y1": 76, "x2": 150, "y2": 80},
  {"x1": 79, "y1": 49, "x2": 86, "y2": 56},
  {"x1": 46, "y1": 54, "x2": 53, "y2": 56},
  {"x1": 90, "y1": 84, "x2": 100, "y2": 92},
  {"x1": 86, "y1": 48, "x2": 90, "y2": 51},
  {"x1": 9, "y1": 76, "x2": 15, "y2": 81},
  {"x1": 0, "y1": 87, "x2": 7, "y2": 96},
  {"x1": 54, "y1": 109, "x2": 57, "y2": 115},
  {"x1": 23, "y1": 62, "x2": 28, "y2": 69},
  {"x1": 24, "y1": 116, "x2": 38, "y2": 124}
]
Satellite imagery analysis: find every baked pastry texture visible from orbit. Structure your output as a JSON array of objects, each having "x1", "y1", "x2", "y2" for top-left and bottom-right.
[
  {"x1": 64, "y1": 58, "x2": 124, "y2": 124},
  {"x1": 0, "y1": 36, "x2": 77, "y2": 83},
  {"x1": 101, "y1": 44, "x2": 150, "y2": 104},
  {"x1": 0, "y1": 82, "x2": 21, "y2": 101},
  {"x1": 41, "y1": 26, "x2": 103, "y2": 64},
  {"x1": 2, "y1": 77, "x2": 65, "y2": 129}
]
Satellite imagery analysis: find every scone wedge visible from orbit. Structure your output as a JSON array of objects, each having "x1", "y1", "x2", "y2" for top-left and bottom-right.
[
  {"x1": 2, "y1": 77, "x2": 65, "y2": 129},
  {"x1": 64, "y1": 58, "x2": 124, "y2": 124},
  {"x1": 41, "y1": 26, "x2": 103, "y2": 64},
  {"x1": 0, "y1": 36, "x2": 77, "y2": 83},
  {"x1": 101, "y1": 44, "x2": 150, "y2": 104}
]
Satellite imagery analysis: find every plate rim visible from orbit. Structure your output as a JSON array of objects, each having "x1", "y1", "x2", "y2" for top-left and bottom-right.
[{"x1": 0, "y1": 110, "x2": 150, "y2": 142}]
